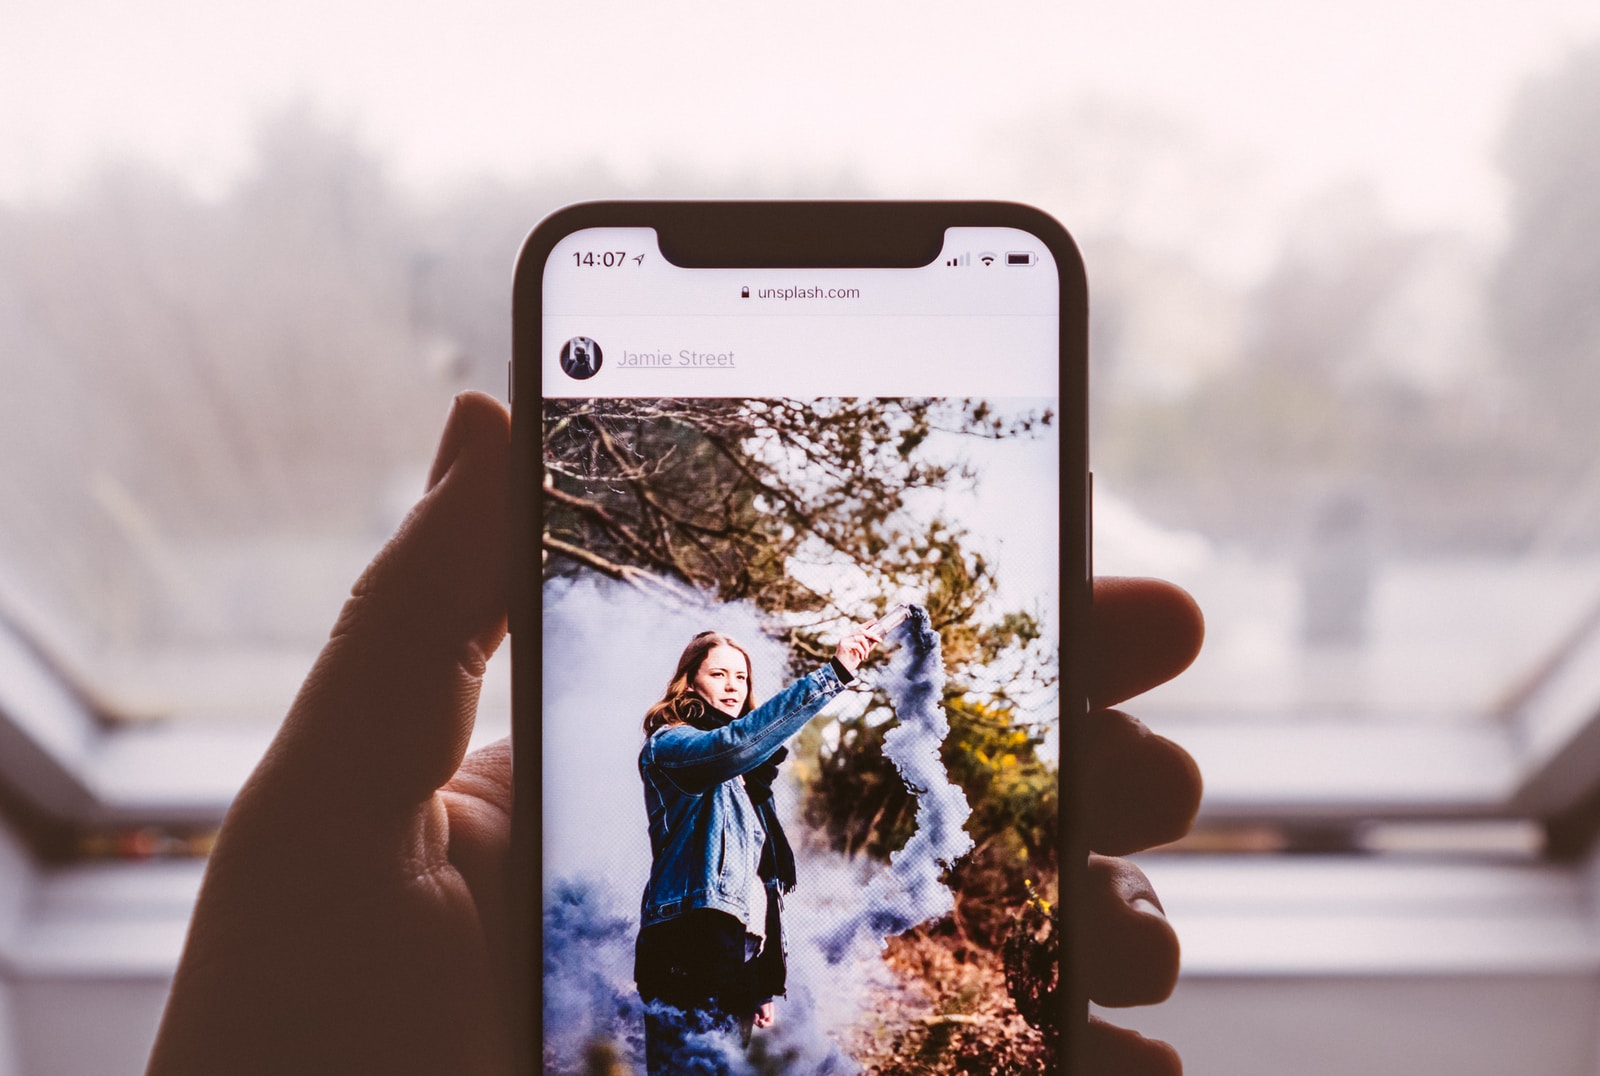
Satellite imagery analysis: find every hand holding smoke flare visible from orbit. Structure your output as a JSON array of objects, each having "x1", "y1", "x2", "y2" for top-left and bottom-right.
[{"x1": 817, "y1": 604, "x2": 975, "y2": 963}]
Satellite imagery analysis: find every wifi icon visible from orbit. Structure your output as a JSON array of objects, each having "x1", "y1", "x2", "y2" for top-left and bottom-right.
[{"x1": 979, "y1": 252, "x2": 996, "y2": 266}]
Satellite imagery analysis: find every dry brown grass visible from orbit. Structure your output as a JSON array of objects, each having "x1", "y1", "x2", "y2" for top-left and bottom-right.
[{"x1": 842, "y1": 923, "x2": 1054, "y2": 1076}]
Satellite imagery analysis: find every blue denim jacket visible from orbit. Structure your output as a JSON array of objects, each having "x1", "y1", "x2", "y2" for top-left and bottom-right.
[{"x1": 638, "y1": 663, "x2": 850, "y2": 931}]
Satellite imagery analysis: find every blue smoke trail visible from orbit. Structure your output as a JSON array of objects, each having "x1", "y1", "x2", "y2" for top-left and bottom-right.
[
  {"x1": 813, "y1": 604, "x2": 975, "y2": 963},
  {"x1": 541, "y1": 878, "x2": 642, "y2": 1073},
  {"x1": 543, "y1": 878, "x2": 756, "y2": 1074}
]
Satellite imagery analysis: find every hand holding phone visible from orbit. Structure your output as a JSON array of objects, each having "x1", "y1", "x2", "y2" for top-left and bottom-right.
[{"x1": 143, "y1": 204, "x2": 1200, "y2": 1076}]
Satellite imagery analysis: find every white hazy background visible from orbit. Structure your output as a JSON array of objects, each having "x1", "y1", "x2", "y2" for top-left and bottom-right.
[
  {"x1": 540, "y1": 579, "x2": 790, "y2": 886},
  {"x1": 6, "y1": 0, "x2": 1599, "y2": 277}
]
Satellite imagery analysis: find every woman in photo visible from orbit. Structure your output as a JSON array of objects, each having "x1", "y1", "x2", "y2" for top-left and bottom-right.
[{"x1": 634, "y1": 625, "x2": 879, "y2": 1073}]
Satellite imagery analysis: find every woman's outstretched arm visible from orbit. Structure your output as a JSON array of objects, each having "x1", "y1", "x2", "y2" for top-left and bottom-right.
[{"x1": 648, "y1": 626, "x2": 880, "y2": 792}]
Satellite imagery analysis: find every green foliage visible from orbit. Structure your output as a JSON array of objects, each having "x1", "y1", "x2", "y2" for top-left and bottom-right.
[
  {"x1": 942, "y1": 695, "x2": 1056, "y2": 857},
  {"x1": 803, "y1": 707, "x2": 916, "y2": 861},
  {"x1": 1001, "y1": 882, "x2": 1059, "y2": 1036},
  {"x1": 803, "y1": 685, "x2": 1058, "y2": 950}
]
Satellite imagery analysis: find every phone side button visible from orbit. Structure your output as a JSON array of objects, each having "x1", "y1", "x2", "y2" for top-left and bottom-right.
[
  {"x1": 1086, "y1": 470, "x2": 1093, "y2": 581},
  {"x1": 507, "y1": 359, "x2": 514, "y2": 402}
]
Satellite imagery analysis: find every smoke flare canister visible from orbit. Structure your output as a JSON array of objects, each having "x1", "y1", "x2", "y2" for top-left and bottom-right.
[{"x1": 871, "y1": 604, "x2": 913, "y2": 639}]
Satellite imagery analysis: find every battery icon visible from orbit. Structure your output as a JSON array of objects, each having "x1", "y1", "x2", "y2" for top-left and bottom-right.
[{"x1": 1006, "y1": 251, "x2": 1036, "y2": 266}]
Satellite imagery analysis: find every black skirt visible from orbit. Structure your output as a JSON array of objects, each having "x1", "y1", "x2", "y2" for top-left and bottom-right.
[{"x1": 635, "y1": 886, "x2": 785, "y2": 1017}]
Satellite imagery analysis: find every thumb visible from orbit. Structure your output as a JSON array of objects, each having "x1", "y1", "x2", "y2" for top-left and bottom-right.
[{"x1": 250, "y1": 391, "x2": 511, "y2": 821}]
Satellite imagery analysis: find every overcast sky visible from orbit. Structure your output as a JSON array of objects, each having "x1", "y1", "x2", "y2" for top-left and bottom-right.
[{"x1": 6, "y1": 0, "x2": 1600, "y2": 282}]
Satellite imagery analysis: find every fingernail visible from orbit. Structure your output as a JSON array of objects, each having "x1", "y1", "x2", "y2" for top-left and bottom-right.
[
  {"x1": 1131, "y1": 897, "x2": 1166, "y2": 920},
  {"x1": 427, "y1": 395, "x2": 469, "y2": 491}
]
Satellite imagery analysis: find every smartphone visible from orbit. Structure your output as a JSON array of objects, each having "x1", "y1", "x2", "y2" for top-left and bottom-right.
[{"x1": 510, "y1": 202, "x2": 1088, "y2": 1075}]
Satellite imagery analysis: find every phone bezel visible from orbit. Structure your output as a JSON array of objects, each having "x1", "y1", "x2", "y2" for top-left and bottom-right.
[{"x1": 509, "y1": 200, "x2": 1089, "y2": 1075}]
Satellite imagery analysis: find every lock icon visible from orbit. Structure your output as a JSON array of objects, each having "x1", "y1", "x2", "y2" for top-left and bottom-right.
[{"x1": 741, "y1": 286, "x2": 750, "y2": 298}]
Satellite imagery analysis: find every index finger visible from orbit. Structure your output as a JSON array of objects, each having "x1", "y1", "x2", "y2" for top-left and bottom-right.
[
  {"x1": 1090, "y1": 577, "x2": 1203, "y2": 709},
  {"x1": 263, "y1": 393, "x2": 511, "y2": 820}
]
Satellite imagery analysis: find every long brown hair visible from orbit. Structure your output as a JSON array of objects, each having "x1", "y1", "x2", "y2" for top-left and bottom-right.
[{"x1": 642, "y1": 631, "x2": 755, "y2": 735}]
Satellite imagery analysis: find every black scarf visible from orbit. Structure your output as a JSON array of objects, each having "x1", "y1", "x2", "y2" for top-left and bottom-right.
[{"x1": 685, "y1": 701, "x2": 798, "y2": 894}]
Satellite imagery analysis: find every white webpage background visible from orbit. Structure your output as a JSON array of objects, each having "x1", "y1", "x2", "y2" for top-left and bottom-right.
[{"x1": 542, "y1": 227, "x2": 1060, "y2": 398}]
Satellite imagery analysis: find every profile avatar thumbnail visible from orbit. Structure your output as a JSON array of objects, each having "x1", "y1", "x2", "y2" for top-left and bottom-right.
[{"x1": 560, "y1": 337, "x2": 603, "y2": 380}]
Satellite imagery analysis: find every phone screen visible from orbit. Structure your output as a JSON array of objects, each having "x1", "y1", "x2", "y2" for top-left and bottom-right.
[{"x1": 514, "y1": 205, "x2": 1083, "y2": 1075}]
